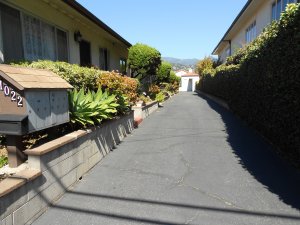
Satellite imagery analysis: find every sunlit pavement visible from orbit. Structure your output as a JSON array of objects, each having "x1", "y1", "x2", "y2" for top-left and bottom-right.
[{"x1": 33, "y1": 92, "x2": 300, "y2": 225}]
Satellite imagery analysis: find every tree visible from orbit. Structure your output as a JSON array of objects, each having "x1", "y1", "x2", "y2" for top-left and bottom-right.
[
  {"x1": 196, "y1": 57, "x2": 214, "y2": 77},
  {"x1": 127, "y1": 43, "x2": 161, "y2": 80},
  {"x1": 157, "y1": 61, "x2": 172, "y2": 83},
  {"x1": 169, "y1": 71, "x2": 180, "y2": 83}
]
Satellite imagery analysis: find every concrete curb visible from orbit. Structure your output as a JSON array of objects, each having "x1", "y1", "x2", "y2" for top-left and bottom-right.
[{"x1": 195, "y1": 90, "x2": 230, "y2": 111}]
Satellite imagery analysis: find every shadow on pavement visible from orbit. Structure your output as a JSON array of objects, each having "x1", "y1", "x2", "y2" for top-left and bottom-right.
[{"x1": 195, "y1": 92, "x2": 300, "y2": 210}]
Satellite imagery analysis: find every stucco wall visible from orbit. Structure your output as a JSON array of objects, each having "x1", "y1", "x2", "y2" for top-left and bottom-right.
[
  {"x1": 218, "y1": 0, "x2": 276, "y2": 62},
  {"x1": 1, "y1": 0, "x2": 128, "y2": 71},
  {"x1": 179, "y1": 76, "x2": 199, "y2": 92}
]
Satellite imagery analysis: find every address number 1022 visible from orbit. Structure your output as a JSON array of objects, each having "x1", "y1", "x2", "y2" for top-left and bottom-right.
[{"x1": 0, "y1": 80, "x2": 23, "y2": 107}]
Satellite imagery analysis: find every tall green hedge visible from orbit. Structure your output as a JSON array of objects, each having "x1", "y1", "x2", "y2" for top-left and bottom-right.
[{"x1": 201, "y1": 4, "x2": 300, "y2": 162}]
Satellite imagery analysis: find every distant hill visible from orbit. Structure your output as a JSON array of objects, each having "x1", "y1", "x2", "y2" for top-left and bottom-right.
[
  {"x1": 162, "y1": 57, "x2": 198, "y2": 66},
  {"x1": 162, "y1": 57, "x2": 198, "y2": 71}
]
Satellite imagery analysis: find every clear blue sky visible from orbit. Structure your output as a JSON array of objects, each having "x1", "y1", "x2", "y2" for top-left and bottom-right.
[{"x1": 77, "y1": 0, "x2": 248, "y2": 59}]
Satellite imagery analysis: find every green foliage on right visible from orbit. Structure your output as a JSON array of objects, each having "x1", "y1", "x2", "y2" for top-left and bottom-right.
[
  {"x1": 68, "y1": 88, "x2": 119, "y2": 127},
  {"x1": 196, "y1": 57, "x2": 214, "y2": 77},
  {"x1": 127, "y1": 43, "x2": 161, "y2": 79},
  {"x1": 200, "y1": 4, "x2": 300, "y2": 162}
]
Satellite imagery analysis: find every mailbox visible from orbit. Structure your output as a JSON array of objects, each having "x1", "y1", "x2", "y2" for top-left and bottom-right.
[
  {"x1": 0, "y1": 64, "x2": 73, "y2": 135},
  {"x1": 0, "y1": 64, "x2": 73, "y2": 167}
]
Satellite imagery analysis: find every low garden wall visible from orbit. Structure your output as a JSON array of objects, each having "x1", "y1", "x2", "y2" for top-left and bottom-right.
[
  {"x1": 0, "y1": 112, "x2": 134, "y2": 225},
  {"x1": 132, "y1": 101, "x2": 158, "y2": 125}
]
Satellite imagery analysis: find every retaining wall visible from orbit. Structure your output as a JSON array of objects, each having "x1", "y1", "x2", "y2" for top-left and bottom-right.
[
  {"x1": 0, "y1": 112, "x2": 134, "y2": 225},
  {"x1": 132, "y1": 101, "x2": 158, "y2": 126}
]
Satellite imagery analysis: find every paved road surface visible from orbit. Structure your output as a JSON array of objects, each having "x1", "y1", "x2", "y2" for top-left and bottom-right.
[{"x1": 33, "y1": 92, "x2": 300, "y2": 225}]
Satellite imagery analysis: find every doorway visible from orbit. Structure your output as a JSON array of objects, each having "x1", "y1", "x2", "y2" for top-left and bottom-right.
[
  {"x1": 187, "y1": 79, "x2": 193, "y2": 92},
  {"x1": 79, "y1": 40, "x2": 91, "y2": 67}
]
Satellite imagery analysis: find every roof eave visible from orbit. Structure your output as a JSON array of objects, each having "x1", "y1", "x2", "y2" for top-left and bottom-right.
[
  {"x1": 62, "y1": 0, "x2": 132, "y2": 48},
  {"x1": 212, "y1": 0, "x2": 253, "y2": 55}
]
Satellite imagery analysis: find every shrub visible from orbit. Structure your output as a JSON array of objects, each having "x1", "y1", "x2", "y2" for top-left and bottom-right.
[
  {"x1": 13, "y1": 60, "x2": 101, "y2": 91},
  {"x1": 200, "y1": 4, "x2": 300, "y2": 163},
  {"x1": 148, "y1": 84, "x2": 160, "y2": 99},
  {"x1": 155, "y1": 92, "x2": 165, "y2": 103},
  {"x1": 196, "y1": 57, "x2": 214, "y2": 77},
  {"x1": 157, "y1": 61, "x2": 172, "y2": 83},
  {"x1": 169, "y1": 71, "x2": 181, "y2": 84},
  {"x1": 0, "y1": 156, "x2": 8, "y2": 168},
  {"x1": 68, "y1": 88, "x2": 118, "y2": 127},
  {"x1": 138, "y1": 94, "x2": 152, "y2": 103},
  {"x1": 127, "y1": 43, "x2": 161, "y2": 80},
  {"x1": 97, "y1": 71, "x2": 139, "y2": 104},
  {"x1": 164, "y1": 82, "x2": 179, "y2": 94}
]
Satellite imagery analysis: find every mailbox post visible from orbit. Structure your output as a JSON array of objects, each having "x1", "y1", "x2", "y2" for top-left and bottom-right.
[{"x1": 0, "y1": 65, "x2": 73, "y2": 167}]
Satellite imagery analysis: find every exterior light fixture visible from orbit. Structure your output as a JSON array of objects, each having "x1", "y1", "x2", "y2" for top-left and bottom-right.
[{"x1": 74, "y1": 31, "x2": 82, "y2": 42}]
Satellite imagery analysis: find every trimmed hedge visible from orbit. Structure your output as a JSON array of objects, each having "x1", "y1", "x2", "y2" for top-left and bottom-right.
[
  {"x1": 201, "y1": 4, "x2": 300, "y2": 162},
  {"x1": 12, "y1": 60, "x2": 139, "y2": 104},
  {"x1": 13, "y1": 61, "x2": 101, "y2": 91}
]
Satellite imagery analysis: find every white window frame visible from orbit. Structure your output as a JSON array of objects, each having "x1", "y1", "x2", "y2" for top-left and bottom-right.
[
  {"x1": 245, "y1": 21, "x2": 256, "y2": 44},
  {"x1": 20, "y1": 12, "x2": 69, "y2": 62},
  {"x1": 0, "y1": 1, "x2": 69, "y2": 63},
  {"x1": 119, "y1": 58, "x2": 126, "y2": 75},
  {"x1": 272, "y1": 0, "x2": 297, "y2": 21}
]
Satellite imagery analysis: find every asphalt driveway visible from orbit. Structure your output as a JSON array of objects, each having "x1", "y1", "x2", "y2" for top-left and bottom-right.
[{"x1": 33, "y1": 92, "x2": 300, "y2": 225}]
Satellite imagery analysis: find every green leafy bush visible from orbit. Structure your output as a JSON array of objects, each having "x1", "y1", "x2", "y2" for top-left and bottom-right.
[
  {"x1": 160, "y1": 82, "x2": 179, "y2": 94},
  {"x1": 68, "y1": 88, "x2": 118, "y2": 127},
  {"x1": 157, "y1": 61, "x2": 172, "y2": 83},
  {"x1": 0, "y1": 156, "x2": 8, "y2": 168},
  {"x1": 200, "y1": 4, "x2": 300, "y2": 162},
  {"x1": 13, "y1": 60, "x2": 138, "y2": 112},
  {"x1": 155, "y1": 92, "x2": 165, "y2": 103},
  {"x1": 127, "y1": 43, "x2": 161, "y2": 80},
  {"x1": 13, "y1": 60, "x2": 101, "y2": 91},
  {"x1": 139, "y1": 94, "x2": 152, "y2": 103},
  {"x1": 169, "y1": 71, "x2": 181, "y2": 84}
]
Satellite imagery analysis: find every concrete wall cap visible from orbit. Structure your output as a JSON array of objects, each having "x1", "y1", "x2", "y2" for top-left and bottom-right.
[{"x1": 0, "y1": 169, "x2": 41, "y2": 197}]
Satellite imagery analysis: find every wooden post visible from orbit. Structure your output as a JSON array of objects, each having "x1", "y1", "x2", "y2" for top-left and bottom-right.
[{"x1": 6, "y1": 135, "x2": 27, "y2": 168}]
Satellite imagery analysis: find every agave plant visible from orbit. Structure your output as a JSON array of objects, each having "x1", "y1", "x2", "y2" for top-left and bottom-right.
[{"x1": 68, "y1": 88, "x2": 119, "y2": 127}]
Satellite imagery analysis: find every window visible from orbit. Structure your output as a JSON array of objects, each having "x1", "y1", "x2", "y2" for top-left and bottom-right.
[
  {"x1": 99, "y1": 48, "x2": 109, "y2": 70},
  {"x1": 225, "y1": 46, "x2": 231, "y2": 57},
  {"x1": 120, "y1": 58, "x2": 126, "y2": 75},
  {"x1": 245, "y1": 21, "x2": 256, "y2": 43},
  {"x1": 56, "y1": 28, "x2": 68, "y2": 62},
  {"x1": 0, "y1": 3, "x2": 68, "y2": 63},
  {"x1": 272, "y1": 0, "x2": 297, "y2": 20},
  {"x1": 0, "y1": 3, "x2": 23, "y2": 62},
  {"x1": 22, "y1": 13, "x2": 68, "y2": 62}
]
